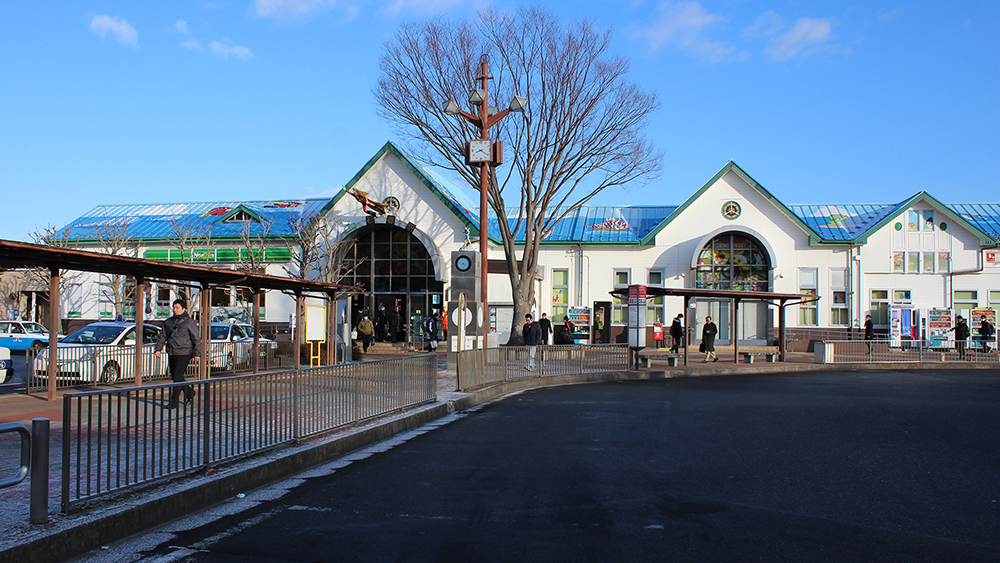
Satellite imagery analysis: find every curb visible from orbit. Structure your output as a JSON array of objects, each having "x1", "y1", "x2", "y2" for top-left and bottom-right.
[{"x1": 1, "y1": 361, "x2": 997, "y2": 562}]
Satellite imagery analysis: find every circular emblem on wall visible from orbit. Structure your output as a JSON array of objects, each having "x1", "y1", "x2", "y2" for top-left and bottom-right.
[
  {"x1": 894, "y1": 222, "x2": 902, "y2": 231},
  {"x1": 383, "y1": 196, "x2": 400, "y2": 215},
  {"x1": 939, "y1": 222, "x2": 948, "y2": 231},
  {"x1": 721, "y1": 201, "x2": 741, "y2": 221}
]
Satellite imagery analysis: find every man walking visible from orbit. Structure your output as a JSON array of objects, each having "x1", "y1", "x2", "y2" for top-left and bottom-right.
[
  {"x1": 864, "y1": 314, "x2": 874, "y2": 354},
  {"x1": 669, "y1": 314, "x2": 684, "y2": 352},
  {"x1": 154, "y1": 299, "x2": 201, "y2": 409},
  {"x1": 522, "y1": 313, "x2": 541, "y2": 371},
  {"x1": 426, "y1": 311, "x2": 440, "y2": 352},
  {"x1": 538, "y1": 313, "x2": 552, "y2": 345}
]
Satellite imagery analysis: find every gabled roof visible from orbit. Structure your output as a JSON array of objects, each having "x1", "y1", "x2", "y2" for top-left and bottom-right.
[
  {"x1": 790, "y1": 193, "x2": 999, "y2": 245},
  {"x1": 322, "y1": 141, "x2": 481, "y2": 235},
  {"x1": 61, "y1": 199, "x2": 331, "y2": 242},
  {"x1": 641, "y1": 161, "x2": 819, "y2": 246}
]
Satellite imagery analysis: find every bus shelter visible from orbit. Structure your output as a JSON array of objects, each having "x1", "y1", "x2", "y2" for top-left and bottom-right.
[
  {"x1": 0, "y1": 239, "x2": 363, "y2": 400},
  {"x1": 611, "y1": 286, "x2": 820, "y2": 365}
]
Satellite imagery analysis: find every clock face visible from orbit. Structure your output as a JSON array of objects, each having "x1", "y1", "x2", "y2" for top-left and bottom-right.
[
  {"x1": 455, "y1": 255, "x2": 472, "y2": 272},
  {"x1": 468, "y1": 139, "x2": 492, "y2": 162}
]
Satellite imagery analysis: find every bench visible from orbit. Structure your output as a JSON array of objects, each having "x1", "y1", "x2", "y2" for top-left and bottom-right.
[
  {"x1": 640, "y1": 352, "x2": 683, "y2": 367},
  {"x1": 737, "y1": 347, "x2": 779, "y2": 364}
]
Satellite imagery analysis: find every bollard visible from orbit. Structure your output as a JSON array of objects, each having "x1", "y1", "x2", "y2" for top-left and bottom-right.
[{"x1": 30, "y1": 418, "x2": 49, "y2": 524}]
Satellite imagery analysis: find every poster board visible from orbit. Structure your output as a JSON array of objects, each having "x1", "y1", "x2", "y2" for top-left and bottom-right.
[{"x1": 305, "y1": 304, "x2": 326, "y2": 342}]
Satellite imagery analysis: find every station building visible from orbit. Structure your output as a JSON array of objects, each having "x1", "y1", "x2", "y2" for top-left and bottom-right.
[{"x1": 41, "y1": 141, "x2": 1000, "y2": 348}]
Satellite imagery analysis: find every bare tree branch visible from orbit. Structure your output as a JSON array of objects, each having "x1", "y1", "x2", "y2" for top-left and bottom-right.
[{"x1": 375, "y1": 6, "x2": 661, "y2": 342}]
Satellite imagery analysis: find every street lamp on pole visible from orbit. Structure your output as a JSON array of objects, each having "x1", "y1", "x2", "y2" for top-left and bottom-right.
[{"x1": 444, "y1": 55, "x2": 526, "y2": 332}]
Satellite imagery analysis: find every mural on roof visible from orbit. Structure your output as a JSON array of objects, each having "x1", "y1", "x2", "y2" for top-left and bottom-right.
[
  {"x1": 262, "y1": 201, "x2": 304, "y2": 208},
  {"x1": 589, "y1": 218, "x2": 631, "y2": 232},
  {"x1": 201, "y1": 207, "x2": 232, "y2": 217}
]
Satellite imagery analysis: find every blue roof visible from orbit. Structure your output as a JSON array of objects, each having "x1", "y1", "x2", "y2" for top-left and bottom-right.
[
  {"x1": 947, "y1": 204, "x2": 1000, "y2": 241},
  {"x1": 61, "y1": 199, "x2": 332, "y2": 241},
  {"x1": 787, "y1": 204, "x2": 897, "y2": 241},
  {"x1": 489, "y1": 206, "x2": 677, "y2": 244}
]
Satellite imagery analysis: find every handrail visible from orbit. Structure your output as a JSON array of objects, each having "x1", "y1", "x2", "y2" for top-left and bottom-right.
[{"x1": 0, "y1": 422, "x2": 30, "y2": 489}]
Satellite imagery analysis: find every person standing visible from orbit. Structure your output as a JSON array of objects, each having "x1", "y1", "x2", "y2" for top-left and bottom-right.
[
  {"x1": 561, "y1": 316, "x2": 575, "y2": 344},
  {"x1": 522, "y1": 313, "x2": 541, "y2": 370},
  {"x1": 701, "y1": 315, "x2": 718, "y2": 363},
  {"x1": 538, "y1": 313, "x2": 552, "y2": 345},
  {"x1": 154, "y1": 299, "x2": 201, "y2": 409},
  {"x1": 375, "y1": 305, "x2": 387, "y2": 342},
  {"x1": 950, "y1": 315, "x2": 970, "y2": 360},
  {"x1": 978, "y1": 315, "x2": 994, "y2": 354},
  {"x1": 357, "y1": 314, "x2": 374, "y2": 353},
  {"x1": 864, "y1": 314, "x2": 874, "y2": 353},
  {"x1": 388, "y1": 306, "x2": 401, "y2": 343},
  {"x1": 425, "y1": 311, "x2": 440, "y2": 352},
  {"x1": 669, "y1": 314, "x2": 684, "y2": 352}
]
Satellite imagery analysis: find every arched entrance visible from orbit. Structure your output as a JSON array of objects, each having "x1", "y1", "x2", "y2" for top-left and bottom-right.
[
  {"x1": 337, "y1": 224, "x2": 443, "y2": 345},
  {"x1": 693, "y1": 232, "x2": 772, "y2": 344}
]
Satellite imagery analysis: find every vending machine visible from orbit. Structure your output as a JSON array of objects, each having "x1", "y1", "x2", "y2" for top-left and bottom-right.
[
  {"x1": 923, "y1": 308, "x2": 953, "y2": 349},
  {"x1": 970, "y1": 308, "x2": 997, "y2": 352}
]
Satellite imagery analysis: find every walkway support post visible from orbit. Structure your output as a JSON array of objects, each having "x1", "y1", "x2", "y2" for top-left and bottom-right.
[{"x1": 47, "y1": 266, "x2": 60, "y2": 402}]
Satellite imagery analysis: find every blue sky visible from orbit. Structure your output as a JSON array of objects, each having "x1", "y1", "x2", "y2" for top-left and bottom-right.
[{"x1": 2, "y1": 1, "x2": 998, "y2": 242}]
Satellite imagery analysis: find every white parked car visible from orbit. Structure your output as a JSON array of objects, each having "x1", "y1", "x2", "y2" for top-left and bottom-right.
[
  {"x1": 203, "y1": 323, "x2": 277, "y2": 372},
  {"x1": 33, "y1": 322, "x2": 164, "y2": 384}
]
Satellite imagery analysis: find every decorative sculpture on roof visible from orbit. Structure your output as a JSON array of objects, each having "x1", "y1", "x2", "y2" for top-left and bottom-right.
[{"x1": 347, "y1": 187, "x2": 391, "y2": 217}]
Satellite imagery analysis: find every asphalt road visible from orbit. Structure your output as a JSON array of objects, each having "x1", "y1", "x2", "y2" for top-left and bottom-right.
[{"x1": 75, "y1": 369, "x2": 1000, "y2": 562}]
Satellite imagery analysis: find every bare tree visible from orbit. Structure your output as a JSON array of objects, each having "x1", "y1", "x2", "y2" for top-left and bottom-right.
[
  {"x1": 232, "y1": 219, "x2": 275, "y2": 275},
  {"x1": 374, "y1": 6, "x2": 661, "y2": 342},
  {"x1": 284, "y1": 210, "x2": 364, "y2": 285},
  {"x1": 26, "y1": 224, "x2": 84, "y2": 301},
  {"x1": 86, "y1": 215, "x2": 139, "y2": 319},
  {"x1": 166, "y1": 215, "x2": 215, "y2": 302}
]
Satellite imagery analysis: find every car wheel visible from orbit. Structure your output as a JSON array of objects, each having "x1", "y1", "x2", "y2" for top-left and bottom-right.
[
  {"x1": 225, "y1": 353, "x2": 234, "y2": 372},
  {"x1": 100, "y1": 362, "x2": 120, "y2": 384},
  {"x1": 30, "y1": 340, "x2": 45, "y2": 353}
]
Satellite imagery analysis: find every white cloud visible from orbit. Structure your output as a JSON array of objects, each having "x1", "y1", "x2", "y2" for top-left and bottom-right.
[
  {"x1": 380, "y1": 0, "x2": 464, "y2": 17},
  {"x1": 251, "y1": 0, "x2": 329, "y2": 18},
  {"x1": 209, "y1": 41, "x2": 254, "y2": 59},
  {"x1": 90, "y1": 15, "x2": 138, "y2": 48},
  {"x1": 764, "y1": 17, "x2": 834, "y2": 61},
  {"x1": 744, "y1": 11, "x2": 784, "y2": 39},
  {"x1": 182, "y1": 39, "x2": 203, "y2": 51},
  {"x1": 174, "y1": 20, "x2": 190, "y2": 34},
  {"x1": 632, "y1": 1, "x2": 749, "y2": 63}
]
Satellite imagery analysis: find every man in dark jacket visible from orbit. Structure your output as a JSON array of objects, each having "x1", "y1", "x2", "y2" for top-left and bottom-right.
[
  {"x1": 669, "y1": 314, "x2": 684, "y2": 352},
  {"x1": 950, "y1": 315, "x2": 970, "y2": 359},
  {"x1": 538, "y1": 313, "x2": 552, "y2": 345},
  {"x1": 155, "y1": 299, "x2": 202, "y2": 409},
  {"x1": 388, "y1": 306, "x2": 401, "y2": 343},
  {"x1": 978, "y1": 315, "x2": 993, "y2": 354},
  {"x1": 522, "y1": 313, "x2": 541, "y2": 370}
]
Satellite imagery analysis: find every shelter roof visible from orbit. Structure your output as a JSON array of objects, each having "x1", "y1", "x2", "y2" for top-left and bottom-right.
[
  {"x1": 609, "y1": 286, "x2": 820, "y2": 305},
  {"x1": 0, "y1": 239, "x2": 361, "y2": 296}
]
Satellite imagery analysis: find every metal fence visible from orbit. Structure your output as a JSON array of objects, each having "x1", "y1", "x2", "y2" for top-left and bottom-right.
[
  {"x1": 821, "y1": 339, "x2": 998, "y2": 363},
  {"x1": 60, "y1": 354, "x2": 436, "y2": 512},
  {"x1": 457, "y1": 344, "x2": 628, "y2": 392},
  {"x1": 25, "y1": 342, "x2": 278, "y2": 393}
]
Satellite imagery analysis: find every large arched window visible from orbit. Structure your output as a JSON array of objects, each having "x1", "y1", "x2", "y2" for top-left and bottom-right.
[{"x1": 695, "y1": 233, "x2": 770, "y2": 291}]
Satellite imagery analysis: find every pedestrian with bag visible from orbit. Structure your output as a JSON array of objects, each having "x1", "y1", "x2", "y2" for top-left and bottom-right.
[
  {"x1": 864, "y1": 314, "x2": 874, "y2": 353},
  {"x1": 522, "y1": 313, "x2": 541, "y2": 370},
  {"x1": 154, "y1": 299, "x2": 201, "y2": 409},
  {"x1": 357, "y1": 314, "x2": 374, "y2": 353},
  {"x1": 701, "y1": 315, "x2": 718, "y2": 362}
]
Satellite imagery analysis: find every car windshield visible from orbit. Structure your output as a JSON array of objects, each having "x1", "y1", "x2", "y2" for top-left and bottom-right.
[
  {"x1": 239, "y1": 325, "x2": 256, "y2": 337},
  {"x1": 210, "y1": 326, "x2": 230, "y2": 340},
  {"x1": 22, "y1": 323, "x2": 48, "y2": 334},
  {"x1": 62, "y1": 325, "x2": 126, "y2": 345}
]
